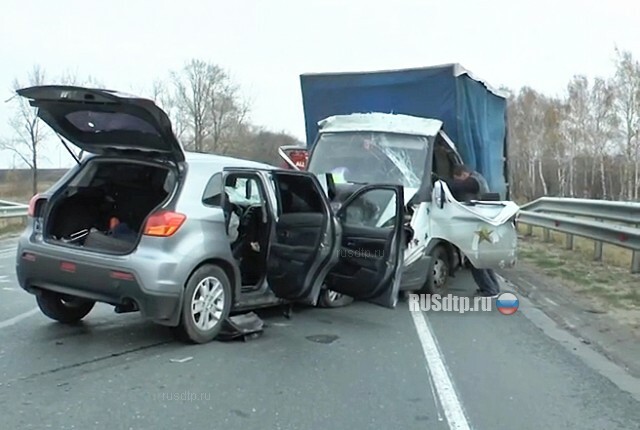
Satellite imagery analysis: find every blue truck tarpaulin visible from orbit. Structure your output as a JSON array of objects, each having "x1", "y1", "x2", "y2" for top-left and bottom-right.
[{"x1": 300, "y1": 64, "x2": 509, "y2": 198}]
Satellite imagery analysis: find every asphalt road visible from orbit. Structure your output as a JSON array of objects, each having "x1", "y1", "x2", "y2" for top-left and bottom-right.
[{"x1": 0, "y1": 236, "x2": 639, "y2": 430}]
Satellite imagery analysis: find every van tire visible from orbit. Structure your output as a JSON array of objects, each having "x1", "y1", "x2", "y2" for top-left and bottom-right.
[
  {"x1": 419, "y1": 245, "x2": 450, "y2": 294},
  {"x1": 36, "y1": 291, "x2": 95, "y2": 324},
  {"x1": 175, "y1": 265, "x2": 232, "y2": 344}
]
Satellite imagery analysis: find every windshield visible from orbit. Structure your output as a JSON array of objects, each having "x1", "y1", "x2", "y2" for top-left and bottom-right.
[{"x1": 307, "y1": 132, "x2": 432, "y2": 188}]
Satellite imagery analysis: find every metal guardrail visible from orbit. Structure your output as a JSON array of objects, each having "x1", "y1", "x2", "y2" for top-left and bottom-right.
[
  {"x1": 0, "y1": 200, "x2": 29, "y2": 220},
  {"x1": 518, "y1": 197, "x2": 640, "y2": 273}
]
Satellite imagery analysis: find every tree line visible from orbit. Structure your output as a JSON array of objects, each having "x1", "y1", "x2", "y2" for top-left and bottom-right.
[
  {"x1": 0, "y1": 59, "x2": 302, "y2": 195},
  {"x1": 2, "y1": 52, "x2": 639, "y2": 202},
  {"x1": 506, "y1": 48, "x2": 640, "y2": 202}
]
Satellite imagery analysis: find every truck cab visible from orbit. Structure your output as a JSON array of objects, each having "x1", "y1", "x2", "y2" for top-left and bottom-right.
[
  {"x1": 281, "y1": 64, "x2": 520, "y2": 296},
  {"x1": 281, "y1": 112, "x2": 519, "y2": 295}
]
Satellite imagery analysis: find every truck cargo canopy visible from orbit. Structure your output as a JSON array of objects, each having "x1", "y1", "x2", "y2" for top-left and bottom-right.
[{"x1": 300, "y1": 63, "x2": 508, "y2": 198}]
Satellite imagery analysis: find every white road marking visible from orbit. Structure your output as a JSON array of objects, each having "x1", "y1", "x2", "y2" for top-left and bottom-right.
[
  {"x1": 3, "y1": 287, "x2": 17, "y2": 291},
  {"x1": 410, "y1": 309, "x2": 471, "y2": 430},
  {"x1": 0, "y1": 307, "x2": 39, "y2": 329},
  {"x1": 544, "y1": 297, "x2": 559, "y2": 307}
]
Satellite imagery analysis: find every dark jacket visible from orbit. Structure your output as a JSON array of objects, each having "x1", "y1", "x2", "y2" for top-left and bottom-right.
[{"x1": 448, "y1": 171, "x2": 490, "y2": 201}]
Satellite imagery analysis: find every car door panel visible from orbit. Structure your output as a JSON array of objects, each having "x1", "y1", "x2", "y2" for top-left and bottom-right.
[
  {"x1": 430, "y1": 180, "x2": 519, "y2": 269},
  {"x1": 324, "y1": 185, "x2": 404, "y2": 308},
  {"x1": 263, "y1": 171, "x2": 339, "y2": 305}
]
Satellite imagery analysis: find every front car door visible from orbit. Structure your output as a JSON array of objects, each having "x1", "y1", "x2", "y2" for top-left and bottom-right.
[
  {"x1": 324, "y1": 185, "x2": 405, "y2": 308},
  {"x1": 429, "y1": 180, "x2": 519, "y2": 269}
]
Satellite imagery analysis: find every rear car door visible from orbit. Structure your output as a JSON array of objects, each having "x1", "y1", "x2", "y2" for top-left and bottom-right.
[
  {"x1": 266, "y1": 170, "x2": 340, "y2": 305},
  {"x1": 324, "y1": 185, "x2": 405, "y2": 308},
  {"x1": 429, "y1": 180, "x2": 519, "y2": 269}
]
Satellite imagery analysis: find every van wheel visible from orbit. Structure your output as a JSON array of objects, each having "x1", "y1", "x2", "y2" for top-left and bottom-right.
[
  {"x1": 318, "y1": 289, "x2": 354, "y2": 308},
  {"x1": 36, "y1": 291, "x2": 95, "y2": 324},
  {"x1": 419, "y1": 245, "x2": 450, "y2": 294},
  {"x1": 175, "y1": 265, "x2": 232, "y2": 344}
]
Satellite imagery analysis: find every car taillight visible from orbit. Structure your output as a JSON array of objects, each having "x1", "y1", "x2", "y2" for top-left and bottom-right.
[
  {"x1": 143, "y1": 211, "x2": 186, "y2": 237},
  {"x1": 289, "y1": 150, "x2": 308, "y2": 170},
  {"x1": 28, "y1": 194, "x2": 46, "y2": 217}
]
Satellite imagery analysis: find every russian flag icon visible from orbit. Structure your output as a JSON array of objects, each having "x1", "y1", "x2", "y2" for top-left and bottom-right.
[{"x1": 496, "y1": 293, "x2": 519, "y2": 315}]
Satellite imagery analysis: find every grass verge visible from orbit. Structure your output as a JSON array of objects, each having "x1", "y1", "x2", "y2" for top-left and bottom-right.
[{"x1": 517, "y1": 234, "x2": 639, "y2": 316}]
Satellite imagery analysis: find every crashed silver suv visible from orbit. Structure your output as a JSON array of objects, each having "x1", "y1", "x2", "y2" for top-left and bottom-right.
[{"x1": 15, "y1": 86, "x2": 406, "y2": 343}]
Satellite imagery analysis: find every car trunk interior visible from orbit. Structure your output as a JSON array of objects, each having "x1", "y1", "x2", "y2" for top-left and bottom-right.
[{"x1": 45, "y1": 159, "x2": 176, "y2": 253}]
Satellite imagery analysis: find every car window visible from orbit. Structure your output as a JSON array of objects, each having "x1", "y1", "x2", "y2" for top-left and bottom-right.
[
  {"x1": 225, "y1": 177, "x2": 263, "y2": 205},
  {"x1": 340, "y1": 188, "x2": 397, "y2": 228},
  {"x1": 202, "y1": 173, "x2": 223, "y2": 206},
  {"x1": 275, "y1": 174, "x2": 325, "y2": 214}
]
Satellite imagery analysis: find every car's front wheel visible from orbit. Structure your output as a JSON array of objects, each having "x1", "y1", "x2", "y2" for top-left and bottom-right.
[
  {"x1": 36, "y1": 291, "x2": 95, "y2": 324},
  {"x1": 175, "y1": 264, "x2": 232, "y2": 344}
]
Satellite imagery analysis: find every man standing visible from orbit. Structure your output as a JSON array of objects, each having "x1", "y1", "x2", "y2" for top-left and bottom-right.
[{"x1": 447, "y1": 165, "x2": 501, "y2": 298}]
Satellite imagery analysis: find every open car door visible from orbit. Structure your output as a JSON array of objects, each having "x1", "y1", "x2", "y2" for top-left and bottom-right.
[
  {"x1": 265, "y1": 170, "x2": 339, "y2": 305},
  {"x1": 429, "y1": 180, "x2": 519, "y2": 269},
  {"x1": 323, "y1": 185, "x2": 405, "y2": 308}
]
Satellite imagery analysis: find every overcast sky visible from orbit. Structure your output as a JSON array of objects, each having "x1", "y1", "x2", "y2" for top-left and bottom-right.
[{"x1": 1, "y1": 0, "x2": 638, "y2": 168}]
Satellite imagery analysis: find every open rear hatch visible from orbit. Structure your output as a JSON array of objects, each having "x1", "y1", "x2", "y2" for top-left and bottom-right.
[
  {"x1": 16, "y1": 85, "x2": 185, "y2": 162},
  {"x1": 17, "y1": 86, "x2": 184, "y2": 253}
]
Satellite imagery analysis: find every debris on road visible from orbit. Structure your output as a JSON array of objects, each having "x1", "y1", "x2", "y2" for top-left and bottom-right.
[
  {"x1": 218, "y1": 312, "x2": 264, "y2": 341},
  {"x1": 169, "y1": 356, "x2": 193, "y2": 363}
]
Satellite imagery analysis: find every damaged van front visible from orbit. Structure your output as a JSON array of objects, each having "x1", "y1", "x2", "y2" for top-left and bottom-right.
[{"x1": 284, "y1": 112, "x2": 519, "y2": 297}]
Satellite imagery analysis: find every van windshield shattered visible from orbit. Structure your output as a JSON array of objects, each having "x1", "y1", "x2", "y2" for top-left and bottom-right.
[{"x1": 306, "y1": 132, "x2": 432, "y2": 188}]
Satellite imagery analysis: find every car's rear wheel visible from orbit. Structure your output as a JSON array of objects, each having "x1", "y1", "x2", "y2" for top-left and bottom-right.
[
  {"x1": 418, "y1": 245, "x2": 450, "y2": 294},
  {"x1": 36, "y1": 291, "x2": 95, "y2": 324},
  {"x1": 317, "y1": 289, "x2": 354, "y2": 308},
  {"x1": 175, "y1": 265, "x2": 232, "y2": 344}
]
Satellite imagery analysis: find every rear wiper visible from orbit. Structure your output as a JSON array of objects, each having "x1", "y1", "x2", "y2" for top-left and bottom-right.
[{"x1": 56, "y1": 133, "x2": 80, "y2": 165}]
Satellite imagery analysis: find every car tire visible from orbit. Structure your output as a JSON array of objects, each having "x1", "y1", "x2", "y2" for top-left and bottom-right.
[
  {"x1": 175, "y1": 264, "x2": 232, "y2": 344},
  {"x1": 418, "y1": 245, "x2": 450, "y2": 294},
  {"x1": 317, "y1": 289, "x2": 354, "y2": 308},
  {"x1": 36, "y1": 291, "x2": 95, "y2": 324}
]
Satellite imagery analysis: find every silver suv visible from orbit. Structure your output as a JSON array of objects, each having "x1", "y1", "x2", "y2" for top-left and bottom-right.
[{"x1": 15, "y1": 86, "x2": 406, "y2": 343}]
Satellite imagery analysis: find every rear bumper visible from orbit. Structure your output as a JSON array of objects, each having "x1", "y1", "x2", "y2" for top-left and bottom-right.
[{"x1": 16, "y1": 237, "x2": 183, "y2": 326}]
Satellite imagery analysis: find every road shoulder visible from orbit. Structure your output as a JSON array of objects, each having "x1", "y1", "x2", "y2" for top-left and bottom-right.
[{"x1": 501, "y1": 237, "x2": 640, "y2": 379}]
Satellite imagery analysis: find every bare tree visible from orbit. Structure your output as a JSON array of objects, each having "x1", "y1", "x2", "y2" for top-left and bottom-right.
[
  {"x1": 613, "y1": 49, "x2": 640, "y2": 200},
  {"x1": 542, "y1": 98, "x2": 568, "y2": 196},
  {"x1": 170, "y1": 59, "x2": 219, "y2": 152},
  {"x1": 564, "y1": 76, "x2": 591, "y2": 197},
  {"x1": 1, "y1": 65, "x2": 48, "y2": 195},
  {"x1": 150, "y1": 79, "x2": 187, "y2": 142},
  {"x1": 587, "y1": 78, "x2": 618, "y2": 199},
  {"x1": 169, "y1": 59, "x2": 250, "y2": 153}
]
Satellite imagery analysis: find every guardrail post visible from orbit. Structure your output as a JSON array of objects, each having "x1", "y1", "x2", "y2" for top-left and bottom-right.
[
  {"x1": 593, "y1": 218, "x2": 603, "y2": 262},
  {"x1": 594, "y1": 241, "x2": 603, "y2": 262},
  {"x1": 565, "y1": 233, "x2": 574, "y2": 250},
  {"x1": 543, "y1": 228, "x2": 551, "y2": 242},
  {"x1": 526, "y1": 224, "x2": 533, "y2": 236},
  {"x1": 632, "y1": 250, "x2": 640, "y2": 274},
  {"x1": 632, "y1": 225, "x2": 640, "y2": 273}
]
